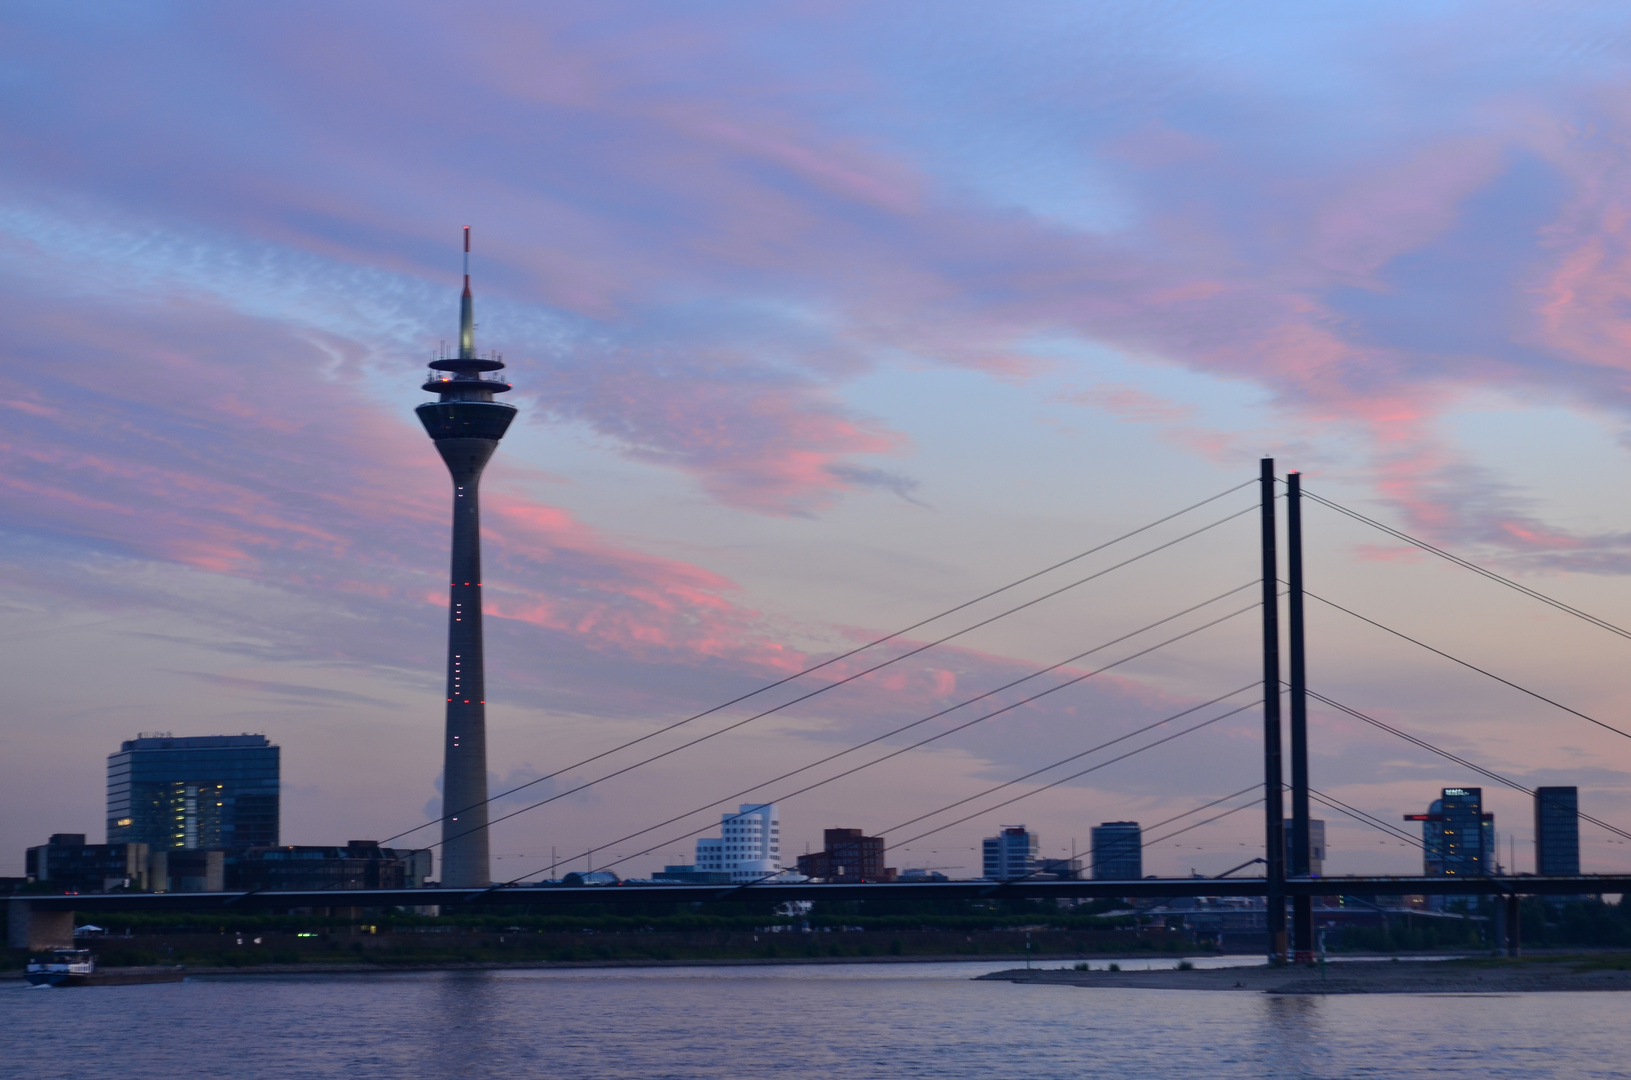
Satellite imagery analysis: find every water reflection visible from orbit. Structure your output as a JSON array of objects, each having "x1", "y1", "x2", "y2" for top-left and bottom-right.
[{"x1": 2, "y1": 963, "x2": 1621, "y2": 1079}]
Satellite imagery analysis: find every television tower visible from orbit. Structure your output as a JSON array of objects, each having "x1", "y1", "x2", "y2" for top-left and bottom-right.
[{"x1": 416, "y1": 227, "x2": 516, "y2": 887}]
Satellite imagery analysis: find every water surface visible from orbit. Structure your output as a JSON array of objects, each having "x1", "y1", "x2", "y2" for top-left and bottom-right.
[{"x1": 6, "y1": 959, "x2": 1627, "y2": 1079}]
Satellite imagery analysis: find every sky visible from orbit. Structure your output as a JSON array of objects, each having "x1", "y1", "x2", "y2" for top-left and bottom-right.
[{"x1": 6, "y1": 1, "x2": 1631, "y2": 880}]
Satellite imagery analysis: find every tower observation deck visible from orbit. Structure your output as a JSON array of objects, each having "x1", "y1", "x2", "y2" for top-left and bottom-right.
[{"x1": 416, "y1": 227, "x2": 516, "y2": 888}]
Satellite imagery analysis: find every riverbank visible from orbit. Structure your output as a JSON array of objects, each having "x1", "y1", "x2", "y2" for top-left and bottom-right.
[
  {"x1": 978, "y1": 955, "x2": 1631, "y2": 993},
  {"x1": 92, "y1": 952, "x2": 1099, "y2": 977},
  {"x1": 3, "y1": 927, "x2": 1207, "y2": 973}
]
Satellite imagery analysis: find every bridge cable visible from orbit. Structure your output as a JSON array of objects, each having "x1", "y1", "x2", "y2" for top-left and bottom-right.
[
  {"x1": 1299, "y1": 487, "x2": 1631, "y2": 643},
  {"x1": 378, "y1": 479, "x2": 1256, "y2": 847},
  {"x1": 1298, "y1": 587, "x2": 1631, "y2": 742},
  {"x1": 877, "y1": 682, "x2": 1262, "y2": 840},
  {"x1": 625, "y1": 698, "x2": 1261, "y2": 893},
  {"x1": 993, "y1": 783, "x2": 1266, "y2": 884},
  {"x1": 1305, "y1": 688, "x2": 1631, "y2": 845},
  {"x1": 874, "y1": 698, "x2": 1262, "y2": 858},
  {"x1": 1304, "y1": 785, "x2": 1426, "y2": 852},
  {"x1": 508, "y1": 678, "x2": 1263, "y2": 887},
  {"x1": 1138, "y1": 796, "x2": 1265, "y2": 852},
  {"x1": 383, "y1": 490, "x2": 1258, "y2": 848},
  {"x1": 416, "y1": 517, "x2": 1259, "y2": 855}
]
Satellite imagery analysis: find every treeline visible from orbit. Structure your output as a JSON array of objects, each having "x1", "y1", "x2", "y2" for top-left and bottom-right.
[
  {"x1": 1333, "y1": 897, "x2": 1631, "y2": 953},
  {"x1": 55, "y1": 896, "x2": 1134, "y2": 936}
]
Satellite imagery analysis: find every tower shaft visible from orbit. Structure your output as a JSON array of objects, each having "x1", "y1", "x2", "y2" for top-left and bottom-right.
[
  {"x1": 417, "y1": 227, "x2": 515, "y2": 888},
  {"x1": 438, "y1": 437, "x2": 498, "y2": 887}
]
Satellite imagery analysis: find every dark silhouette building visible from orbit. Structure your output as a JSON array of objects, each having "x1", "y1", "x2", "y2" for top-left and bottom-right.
[
  {"x1": 797, "y1": 828, "x2": 894, "y2": 881},
  {"x1": 106, "y1": 734, "x2": 279, "y2": 851},
  {"x1": 1090, "y1": 821, "x2": 1141, "y2": 880},
  {"x1": 1535, "y1": 786, "x2": 1580, "y2": 876},
  {"x1": 229, "y1": 841, "x2": 431, "y2": 891},
  {"x1": 26, "y1": 834, "x2": 152, "y2": 892},
  {"x1": 417, "y1": 229, "x2": 517, "y2": 888},
  {"x1": 1284, "y1": 817, "x2": 1326, "y2": 876}
]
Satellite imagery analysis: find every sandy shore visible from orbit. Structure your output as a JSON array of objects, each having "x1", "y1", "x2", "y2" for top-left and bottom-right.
[{"x1": 977, "y1": 957, "x2": 1631, "y2": 994}]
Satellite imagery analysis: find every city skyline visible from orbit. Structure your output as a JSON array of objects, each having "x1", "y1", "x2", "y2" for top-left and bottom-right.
[{"x1": 7, "y1": 4, "x2": 1631, "y2": 881}]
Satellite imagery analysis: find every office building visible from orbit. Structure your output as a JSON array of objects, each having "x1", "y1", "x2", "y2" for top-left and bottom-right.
[
  {"x1": 1090, "y1": 821, "x2": 1142, "y2": 880},
  {"x1": 1284, "y1": 818, "x2": 1327, "y2": 876},
  {"x1": 107, "y1": 734, "x2": 279, "y2": 851},
  {"x1": 25, "y1": 834, "x2": 151, "y2": 892},
  {"x1": 229, "y1": 841, "x2": 431, "y2": 891},
  {"x1": 652, "y1": 865, "x2": 730, "y2": 884},
  {"x1": 1409, "y1": 798, "x2": 1446, "y2": 875},
  {"x1": 1405, "y1": 787, "x2": 1493, "y2": 877},
  {"x1": 695, "y1": 804, "x2": 784, "y2": 883},
  {"x1": 1535, "y1": 786, "x2": 1580, "y2": 877},
  {"x1": 796, "y1": 828, "x2": 895, "y2": 881},
  {"x1": 983, "y1": 825, "x2": 1039, "y2": 881},
  {"x1": 416, "y1": 230, "x2": 518, "y2": 889}
]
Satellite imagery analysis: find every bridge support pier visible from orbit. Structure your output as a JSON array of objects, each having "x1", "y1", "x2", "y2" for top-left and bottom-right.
[
  {"x1": 1504, "y1": 894, "x2": 1522, "y2": 957},
  {"x1": 1260, "y1": 458, "x2": 1287, "y2": 964},
  {"x1": 7, "y1": 900, "x2": 74, "y2": 950},
  {"x1": 1287, "y1": 471, "x2": 1313, "y2": 964}
]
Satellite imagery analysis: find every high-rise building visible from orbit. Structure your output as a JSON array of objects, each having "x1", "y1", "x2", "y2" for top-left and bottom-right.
[
  {"x1": 1090, "y1": 821, "x2": 1141, "y2": 880},
  {"x1": 983, "y1": 825, "x2": 1039, "y2": 881},
  {"x1": 695, "y1": 804, "x2": 783, "y2": 882},
  {"x1": 106, "y1": 734, "x2": 279, "y2": 850},
  {"x1": 416, "y1": 229, "x2": 517, "y2": 889},
  {"x1": 1406, "y1": 787, "x2": 1492, "y2": 877},
  {"x1": 1284, "y1": 818, "x2": 1327, "y2": 876},
  {"x1": 1535, "y1": 786, "x2": 1580, "y2": 876},
  {"x1": 796, "y1": 828, "x2": 895, "y2": 881}
]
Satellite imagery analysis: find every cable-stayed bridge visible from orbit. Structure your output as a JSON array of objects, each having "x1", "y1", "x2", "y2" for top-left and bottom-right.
[{"x1": 14, "y1": 459, "x2": 1631, "y2": 962}]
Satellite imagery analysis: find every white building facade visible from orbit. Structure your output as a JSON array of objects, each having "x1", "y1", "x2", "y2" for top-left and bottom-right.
[{"x1": 695, "y1": 803, "x2": 784, "y2": 883}]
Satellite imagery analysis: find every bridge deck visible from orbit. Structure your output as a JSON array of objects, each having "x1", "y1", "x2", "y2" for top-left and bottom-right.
[{"x1": 12, "y1": 875, "x2": 1627, "y2": 912}]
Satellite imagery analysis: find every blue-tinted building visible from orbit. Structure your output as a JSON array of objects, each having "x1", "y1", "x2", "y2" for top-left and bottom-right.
[
  {"x1": 1406, "y1": 787, "x2": 1492, "y2": 877},
  {"x1": 107, "y1": 735, "x2": 279, "y2": 850},
  {"x1": 983, "y1": 825, "x2": 1038, "y2": 881},
  {"x1": 1090, "y1": 821, "x2": 1142, "y2": 880},
  {"x1": 1534, "y1": 786, "x2": 1580, "y2": 876}
]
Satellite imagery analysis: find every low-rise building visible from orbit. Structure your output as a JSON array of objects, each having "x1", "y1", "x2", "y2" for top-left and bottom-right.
[
  {"x1": 25, "y1": 834, "x2": 153, "y2": 892},
  {"x1": 652, "y1": 865, "x2": 731, "y2": 884},
  {"x1": 796, "y1": 828, "x2": 896, "y2": 881},
  {"x1": 229, "y1": 841, "x2": 431, "y2": 891}
]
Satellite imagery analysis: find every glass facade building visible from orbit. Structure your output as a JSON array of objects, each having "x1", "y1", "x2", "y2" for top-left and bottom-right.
[
  {"x1": 1534, "y1": 786, "x2": 1580, "y2": 876},
  {"x1": 1090, "y1": 821, "x2": 1142, "y2": 880},
  {"x1": 106, "y1": 735, "x2": 279, "y2": 850},
  {"x1": 983, "y1": 825, "x2": 1039, "y2": 881},
  {"x1": 1407, "y1": 787, "x2": 1492, "y2": 877}
]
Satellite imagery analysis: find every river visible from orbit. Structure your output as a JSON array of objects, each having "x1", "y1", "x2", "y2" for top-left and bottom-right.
[{"x1": 5, "y1": 958, "x2": 1627, "y2": 1078}]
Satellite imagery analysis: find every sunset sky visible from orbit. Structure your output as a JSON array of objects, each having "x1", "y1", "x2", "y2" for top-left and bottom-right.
[{"x1": 6, "y1": 2, "x2": 1631, "y2": 880}]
